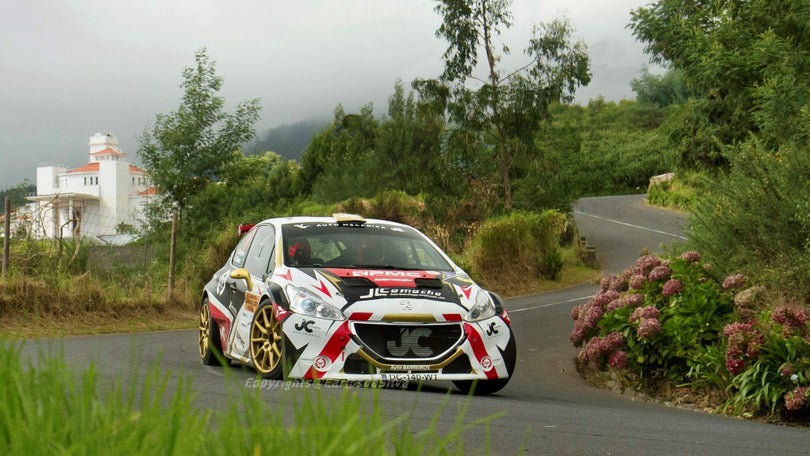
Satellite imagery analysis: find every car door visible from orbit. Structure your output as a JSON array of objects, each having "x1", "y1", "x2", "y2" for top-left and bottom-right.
[
  {"x1": 216, "y1": 226, "x2": 257, "y2": 316},
  {"x1": 242, "y1": 224, "x2": 277, "y2": 290},
  {"x1": 229, "y1": 224, "x2": 276, "y2": 359}
]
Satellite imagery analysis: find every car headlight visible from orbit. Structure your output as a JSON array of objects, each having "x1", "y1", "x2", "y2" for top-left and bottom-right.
[
  {"x1": 287, "y1": 285, "x2": 346, "y2": 321},
  {"x1": 465, "y1": 289, "x2": 497, "y2": 322}
]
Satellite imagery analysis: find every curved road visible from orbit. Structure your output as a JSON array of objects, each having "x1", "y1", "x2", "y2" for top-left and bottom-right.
[{"x1": 22, "y1": 195, "x2": 810, "y2": 455}]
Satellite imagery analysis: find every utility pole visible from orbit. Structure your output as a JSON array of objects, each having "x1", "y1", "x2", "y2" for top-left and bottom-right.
[{"x1": 2, "y1": 197, "x2": 10, "y2": 277}]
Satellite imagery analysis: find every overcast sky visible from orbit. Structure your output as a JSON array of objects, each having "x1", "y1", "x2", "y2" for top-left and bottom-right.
[{"x1": 0, "y1": 0, "x2": 659, "y2": 189}]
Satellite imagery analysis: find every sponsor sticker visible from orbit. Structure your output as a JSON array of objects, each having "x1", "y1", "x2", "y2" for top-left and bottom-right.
[
  {"x1": 244, "y1": 292, "x2": 260, "y2": 312},
  {"x1": 359, "y1": 288, "x2": 444, "y2": 300},
  {"x1": 386, "y1": 364, "x2": 434, "y2": 371},
  {"x1": 313, "y1": 355, "x2": 332, "y2": 372}
]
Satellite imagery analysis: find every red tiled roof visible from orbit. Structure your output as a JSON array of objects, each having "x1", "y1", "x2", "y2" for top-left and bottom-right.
[
  {"x1": 67, "y1": 163, "x2": 145, "y2": 174},
  {"x1": 138, "y1": 187, "x2": 157, "y2": 196},
  {"x1": 67, "y1": 163, "x2": 99, "y2": 173}
]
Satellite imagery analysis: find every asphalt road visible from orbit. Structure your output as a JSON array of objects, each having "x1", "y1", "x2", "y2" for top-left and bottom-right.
[{"x1": 20, "y1": 195, "x2": 810, "y2": 455}]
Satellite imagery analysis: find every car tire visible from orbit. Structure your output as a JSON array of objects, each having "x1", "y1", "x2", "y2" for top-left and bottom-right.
[
  {"x1": 453, "y1": 327, "x2": 517, "y2": 396},
  {"x1": 249, "y1": 303, "x2": 284, "y2": 379},
  {"x1": 199, "y1": 297, "x2": 223, "y2": 366}
]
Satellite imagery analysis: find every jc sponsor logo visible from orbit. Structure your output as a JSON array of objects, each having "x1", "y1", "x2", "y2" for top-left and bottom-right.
[
  {"x1": 295, "y1": 319, "x2": 315, "y2": 333},
  {"x1": 387, "y1": 328, "x2": 433, "y2": 357},
  {"x1": 485, "y1": 322, "x2": 499, "y2": 336}
]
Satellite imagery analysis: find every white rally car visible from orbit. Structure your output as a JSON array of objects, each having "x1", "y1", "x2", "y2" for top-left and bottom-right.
[{"x1": 198, "y1": 214, "x2": 516, "y2": 395}]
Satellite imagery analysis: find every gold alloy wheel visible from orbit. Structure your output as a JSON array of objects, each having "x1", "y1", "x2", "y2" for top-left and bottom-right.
[
  {"x1": 250, "y1": 305, "x2": 283, "y2": 375},
  {"x1": 198, "y1": 302, "x2": 211, "y2": 359}
]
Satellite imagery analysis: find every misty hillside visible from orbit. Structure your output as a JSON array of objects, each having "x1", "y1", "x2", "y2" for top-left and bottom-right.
[{"x1": 245, "y1": 118, "x2": 329, "y2": 162}]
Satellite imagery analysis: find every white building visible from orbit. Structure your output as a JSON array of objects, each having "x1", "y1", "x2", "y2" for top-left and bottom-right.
[{"x1": 28, "y1": 133, "x2": 154, "y2": 243}]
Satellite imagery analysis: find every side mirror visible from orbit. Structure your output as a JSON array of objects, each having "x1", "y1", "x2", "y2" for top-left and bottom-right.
[{"x1": 229, "y1": 268, "x2": 253, "y2": 291}]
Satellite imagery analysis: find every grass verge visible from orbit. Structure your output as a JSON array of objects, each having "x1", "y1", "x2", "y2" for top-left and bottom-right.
[{"x1": 2, "y1": 339, "x2": 491, "y2": 454}]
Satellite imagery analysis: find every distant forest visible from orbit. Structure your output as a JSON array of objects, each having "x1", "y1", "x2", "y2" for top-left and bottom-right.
[
  {"x1": 245, "y1": 118, "x2": 329, "y2": 162},
  {"x1": 0, "y1": 184, "x2": 35, "y2": 208}
]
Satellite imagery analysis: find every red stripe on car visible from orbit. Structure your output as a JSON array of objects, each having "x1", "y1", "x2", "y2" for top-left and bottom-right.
[{"x1": 464, "y1": 322, "x2": 499, "y2": 379}]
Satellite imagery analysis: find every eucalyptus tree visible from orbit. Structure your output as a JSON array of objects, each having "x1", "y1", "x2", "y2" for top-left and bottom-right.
[{"x1": 417, "y1": 0, "x2": 590, "y2": 209}]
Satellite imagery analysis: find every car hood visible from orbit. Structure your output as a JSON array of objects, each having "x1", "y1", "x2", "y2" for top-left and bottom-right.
[{"x1": 276, "y1": 266, "x2": 481, "y2": 315}]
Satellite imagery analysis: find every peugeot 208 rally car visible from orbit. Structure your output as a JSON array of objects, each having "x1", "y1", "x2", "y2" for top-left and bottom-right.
[{"x1": 198, "y1": 214, "x2": 516, "y2": 395}]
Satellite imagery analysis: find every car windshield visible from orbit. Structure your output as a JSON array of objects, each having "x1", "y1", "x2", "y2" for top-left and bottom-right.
[{"x1": 281, "y1": 222, "x2": 453, "y2": 271}]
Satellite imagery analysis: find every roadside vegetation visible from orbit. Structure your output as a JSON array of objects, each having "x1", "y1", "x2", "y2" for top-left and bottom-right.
[
  {"x1": 571, "y1": 0, "x2": 810, "y2": 424},
  {"x1": 1, "y1": 0, "x2": 809, "y2": 428},
  {"x1": 0, "y1": 340, "x2": 483, "y2": 454}
]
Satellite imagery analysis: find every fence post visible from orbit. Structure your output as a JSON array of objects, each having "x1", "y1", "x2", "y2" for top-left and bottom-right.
[
  {"x1": 168, "y1": 209, "x2": 177, "y2": 303},
  {"x1": 2, "y1": 197, "x2": 9, "y2": 277}
]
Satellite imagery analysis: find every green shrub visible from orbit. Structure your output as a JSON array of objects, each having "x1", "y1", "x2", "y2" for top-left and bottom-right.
[
  {"x1": 687, "y1": 140, "x2": 810, "y2": 302},
  {"x1": 645, "y1": 170, "x2": 703, "y2": 211},
  {"x1": 470, "y1": 210, "x2": 568, "y2": 287}
]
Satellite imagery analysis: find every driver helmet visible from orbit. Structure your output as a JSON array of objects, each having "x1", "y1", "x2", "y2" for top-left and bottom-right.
[{"x1": 289, "y1": 239, "x2": 311, "y2": 264}]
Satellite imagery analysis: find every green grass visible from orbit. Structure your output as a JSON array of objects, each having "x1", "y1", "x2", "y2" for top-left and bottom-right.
[{"x1": 0, "y1": 340, "x2": 499, "y2": 455}]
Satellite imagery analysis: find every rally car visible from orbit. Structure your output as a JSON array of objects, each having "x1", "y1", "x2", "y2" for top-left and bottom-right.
[{"x1": 198, "y1": 214, "x2": 516, "y2": 395}]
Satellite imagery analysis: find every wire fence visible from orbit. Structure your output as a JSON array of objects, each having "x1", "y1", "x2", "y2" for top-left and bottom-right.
[{"x1": 2, "y1": 196, "x2": 154, "y2": 278}]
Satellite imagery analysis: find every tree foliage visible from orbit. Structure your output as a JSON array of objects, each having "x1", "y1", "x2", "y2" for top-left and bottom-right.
[
  {"x1": 533, "y1": 99, "x2": 673, "y2": 203},
  {"x1": 0, "y1": 181, "x2": 34, "y2": 209},
  {"x1": 300, "y1": 104, "x2": 379, "y2": 203},
  {"x1": 629, "y1": 0, "x2": 810, "y2": 167},
  {"x1": 138, "y1": 48, "x2": 261, "y2": 213},
  {"x1": 630, "y1": 67, "x2": 692, "y2": 107},
  {"x1": 246, "y1": 118, "x2": 329, "y2": 162},
  {"x1": 419, "y1": 0, "x2": 591, "y2": 208}
]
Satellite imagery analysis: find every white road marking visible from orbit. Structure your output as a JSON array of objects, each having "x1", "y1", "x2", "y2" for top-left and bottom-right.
[
  {"x1": 573, "y1": 210, "x2": 687, "y2": 240},
  {"x1": 509, "y1": 295, "x2": 593, "y2": 312}
]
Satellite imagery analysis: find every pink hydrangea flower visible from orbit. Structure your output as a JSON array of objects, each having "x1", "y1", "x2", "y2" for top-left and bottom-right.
[
  {"x1": 637, "y1": 317, "x2": 662, "y2": 339},
  {"x1": 679, "y1": 251, "x2": 701, "y2": 263},
  {"x1": 662, "y1": 278, "x2": 684, "y2": 297},
  {"x1": 636, "y1": 254, "x2": 663, "y2": 275},
  {"x1": 608, "y1": 350, "x2": 629, "y2": 369},
  {"x1": 723, "y1": 321, "x2": 764, "y2": 376},
  {"x1": 592, "y1": 289, "x2": 621, "y2": 308},
  {"x1": 630, "y1": 306, "x2": 660, "y2": 323},
  {"x1": 784, "y1": 386, "x2": 809, "y2": 412},
  {"x1": 626, "y1": 293, "x2": 644, "y2": 307},
  {"x1": 606, "y1": 298, "x2": 626, "y2": 312},
  {"x1": 576, "y1": 332, "x2": 626, "y2": 366},
  {"x1": 648, "y1": 265, "x2": 672, "y2": 282},
  {"x1": 600, "y1": 274, "x2": 627, "y2": 292},
  {"x1": 725, "y1": 357, "x2": 746, "y2": 376},
  {"x1": 722, "y1": 273, "x2": 746, "y2": 290},
  {"x1": 629, "y1": 274, "x2": 646, "y2": 290},
  {"x1": 771, "y1": 306, "x2": 809, "y2": 338},
  {"x1": 571, "y1": 304, "x2": 584, "y2": 321}
]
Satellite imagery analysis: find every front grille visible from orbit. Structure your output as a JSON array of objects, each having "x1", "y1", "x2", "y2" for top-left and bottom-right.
[{"x1": 352, "y1": 322, "x2": 464, "y2": 361}]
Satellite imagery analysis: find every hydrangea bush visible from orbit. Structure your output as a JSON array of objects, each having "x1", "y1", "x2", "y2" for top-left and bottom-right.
[
  {"x1": 570, "y1": 251, "x2": 810, "y2": 419},
  {"x1": 571, "y1": 251, "x2": 734, "y2": 378}
]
